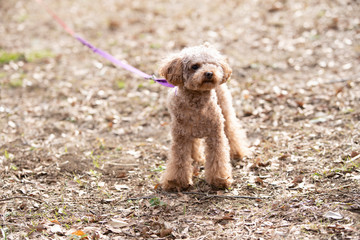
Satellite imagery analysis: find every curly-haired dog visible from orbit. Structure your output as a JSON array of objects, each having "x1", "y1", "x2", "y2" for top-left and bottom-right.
[{"x1": 159, "y1": 44, "x2": 250, "y2": 191}]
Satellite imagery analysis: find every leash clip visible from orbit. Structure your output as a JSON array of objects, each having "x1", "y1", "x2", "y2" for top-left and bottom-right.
[
  {"x1": 149, "y1": 75, "x2": 158, "y2": 83},
  {"x1": 145, "y1": 75, "x2": 158, "y2": 83}
]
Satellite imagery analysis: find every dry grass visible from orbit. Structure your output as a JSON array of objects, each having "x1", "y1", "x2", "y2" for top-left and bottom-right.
[{"x1": 1, "y1": 0, "x2": 359, "y2": 239}]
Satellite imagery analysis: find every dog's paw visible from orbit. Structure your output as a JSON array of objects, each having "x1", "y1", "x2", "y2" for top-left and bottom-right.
[
  {"x1": 231, "y1": 146, "x2": 253, "y2": 160},
  {"x1": 207, "y1": 176, "x2": 233, "y2": 189},
  {"x1": 161, "y1": 179, "x2": 192, "y2": 192}
]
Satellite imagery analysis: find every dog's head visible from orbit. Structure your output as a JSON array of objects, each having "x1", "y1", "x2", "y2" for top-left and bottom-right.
[{"x1": 159, "y1": 44, "x2": 232, "y2": 91}]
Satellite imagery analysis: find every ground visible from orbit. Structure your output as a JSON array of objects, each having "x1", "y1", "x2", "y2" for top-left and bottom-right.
[{"x1": 0, "y1": 0, "x2": 360, "y2": 239}]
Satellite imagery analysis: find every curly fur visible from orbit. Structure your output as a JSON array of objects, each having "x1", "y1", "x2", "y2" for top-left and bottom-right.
[{"x1": 159, "y1": 44, "x2": 250, "y2": 191}]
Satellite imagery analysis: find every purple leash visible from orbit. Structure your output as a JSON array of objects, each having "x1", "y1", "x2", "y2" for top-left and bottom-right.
[{"x1": 76, "y1": 36, "x2": 174, "y2": 88}]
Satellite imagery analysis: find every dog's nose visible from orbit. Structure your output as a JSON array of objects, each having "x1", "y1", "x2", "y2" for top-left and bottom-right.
[{"x1": 205, "y1": 72, "x2": 213, "y2": 79}]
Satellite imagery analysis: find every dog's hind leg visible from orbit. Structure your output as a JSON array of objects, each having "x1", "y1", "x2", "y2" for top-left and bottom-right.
[
  {"x1": 191, "y1": 138, "x2": 205, "y2": 175},
  {"x1": 192, "y1": 138, "x2": 205, "y2": 164}
]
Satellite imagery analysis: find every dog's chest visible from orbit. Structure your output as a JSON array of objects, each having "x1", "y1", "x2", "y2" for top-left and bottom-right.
[{"x1": 171, "y1": 93, "x2": 224, "y2": 138}]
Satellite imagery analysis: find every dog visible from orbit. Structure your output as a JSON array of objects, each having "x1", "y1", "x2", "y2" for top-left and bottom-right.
[{"x1": 159, "y1": 44, "x2": 250, "y2": 191}]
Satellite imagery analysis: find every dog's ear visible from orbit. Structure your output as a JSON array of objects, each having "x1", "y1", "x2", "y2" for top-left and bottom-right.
[
  {"x1": 221, "y1": 60, "x2": 232, "y2": 84},
  {"x1": 159, "y1": 57, "x2": 183, "y2": 86}
]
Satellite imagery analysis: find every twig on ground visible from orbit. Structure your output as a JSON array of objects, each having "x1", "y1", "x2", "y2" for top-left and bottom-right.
[
  {"x1": 182, "y1": 192, "x2": 269, "y2": 200},
  {"x1": 0, "y1": 196, "x2": 46, "y2": 204},
  {"x1": 126, "y1": 196, "x2": 157, "y2": 201},
  {"x1": 124, "y1": 192, "x2": 269, "y2": 201},
  {"x1": 323, "y1": 74, "x2": 360, "y2": 84}
]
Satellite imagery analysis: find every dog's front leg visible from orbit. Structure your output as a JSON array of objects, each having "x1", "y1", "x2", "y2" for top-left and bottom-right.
[
  {"x1": 204, "y1": 130, "x2": 233, "y2": 189},
  {"x1": 161, "y1": 134, "x2": 194, "y2": 191}
]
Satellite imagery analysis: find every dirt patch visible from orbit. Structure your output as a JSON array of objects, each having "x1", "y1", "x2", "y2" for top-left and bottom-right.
[{"x1": 1, "y1": 0, "x2": 359, "y2": 239}]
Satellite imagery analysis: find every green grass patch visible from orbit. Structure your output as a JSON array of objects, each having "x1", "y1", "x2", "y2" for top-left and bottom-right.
[
  {"x1": 116, "y1": 80, "x2": 126, "y2": 89},
  {"x1": 4, "y1": 150, "x2": 10, "y2": 159},
  {"x1": 0, "y1": 51, "x2": 24, "y2": 64},
  {"x1": 2, "y1": 73, "x2": 26, "y2": 88},
  {"x1": 16, "y1": 14, "x2": 28, "y2": 23},
  {"x1": 9, "y1": 78, "x2": 23, "y2": 88},
  {"x1": 10, "y1": 165, "x2": 18, "y2": 171},
  {"x1": 25, "y1": 50, "x2": 55, "y2": 62},
  {"x1": 0, "y1": 49, "x2": 55, "y2": 64},
  {"x1": 0, "y1": 72, "x2": 7, "y2": 78},
  {"x1": 150, "y1": 43, "x2": 162, "y2": 49},
  {"x1": 149, "y1": 197, "x2": 166, "y2": 207},
  {"x1": 151, "y1": 165, "x2": 166, "y2": 172}
]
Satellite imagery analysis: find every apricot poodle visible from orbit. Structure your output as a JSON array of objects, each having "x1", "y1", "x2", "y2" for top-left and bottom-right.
[{"x1": 159, "y1": 44, "x2": 250, "y2": 191}]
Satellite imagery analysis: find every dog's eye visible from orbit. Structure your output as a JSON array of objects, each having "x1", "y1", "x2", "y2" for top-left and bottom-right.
[{"x1": 191, "y1": 64, "x2": 200, "y2": 70}]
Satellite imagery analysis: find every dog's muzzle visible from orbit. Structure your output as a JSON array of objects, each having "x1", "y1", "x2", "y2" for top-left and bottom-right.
[
  {"x1": 205, "y1": 72, "x2": 213, "y2": 79},
  {"x1": 203, "y1": 72, "x2": 214, "y2": 83}
]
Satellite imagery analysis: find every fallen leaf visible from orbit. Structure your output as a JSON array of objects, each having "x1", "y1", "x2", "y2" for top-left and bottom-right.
[
  {"x1": 255, "y1": 177, "x2": 265, "y2": 186},
  {"x1": 258, "y1": 161, "x2": 271, "y2": 167},
  {"x1": 335, "y1": 87, "x2": 344, "y2": 96},
  {"x1": 295, "y1": 100, "x2": 304, "y2": 108},
  {"x1": 49, "y1": 224, "x2": 64, "y2": 234},
  {"x1": 292, "y1": 175, "x2": 304, "y2": 185},
  {"x1": 50, "y1": 219, "x2": 60, "y2": 225},
  {"x1": 327, "y1": 224, "x2": 356, "y2": 232},
  {"x1": 324, "y1": 211, "x2": 343, "y2": 220},
  {"x1": 109, "y1": 218, "x2": 129, "y2": 228},
  {"x1": 279, "y1": 154, "x2": 290, "y2": 160},
  {"x1": 35, "y1": 224, "x2": 46, "y2": 232},
  {"x1": 250, "y1": 158, "x2": 271, "y2": 169},
  {"x1": 71, "y1": 230, "x2": 88, "y2": 239},
  {"x1": 249, "y1": 163, "x2": 258, "y2": 171},
  {"x1": 101, "y1": 198, "x2": 116, "y2": 203},
  {"x1": 116, "y1": 172, "x2": 127, "y2": 178},
  {"x1": 222, "y1": 213, "x2": 235, "y2": 221},
  {"x1": 126, "y1": 150, "x2": 141, "y2": 158},
  {"x1": 159, "y1": 228, "x2": 172, "y2": 237},
  {"x1": 114, "y1": 184, "x2": 129, "y2": 191},
  {"x1": 106, "y1": 226, "x2": 123, "y2": 234},
  {"x1": 351, "y1": 151, "x2": 359, "y2": 158},
  {"x1": 140, "y1": 226, "x2": 150, "y2": 237}
]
